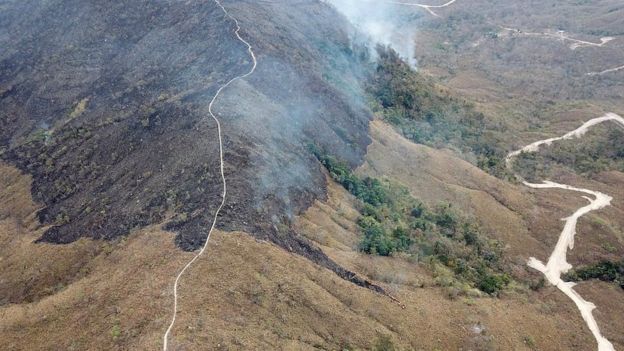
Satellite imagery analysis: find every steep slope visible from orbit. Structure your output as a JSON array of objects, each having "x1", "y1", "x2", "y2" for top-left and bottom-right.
[
  {"x1": 3, "y1": 0, "x2": 624, "y2": 349},
  {"x1": 5, "y1": 111, "x2": 623, "y2": 349},
  {"x1": 1, "y1": 159, "x2": 616, "y2": 351},
  {"x1": 0, "y1": 0, "x2": 376, "y2": 287}
]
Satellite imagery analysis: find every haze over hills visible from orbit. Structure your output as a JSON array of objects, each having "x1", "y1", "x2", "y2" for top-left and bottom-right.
[{"x1": 1, "y1": 0, "x2": 623, "y2": 350}]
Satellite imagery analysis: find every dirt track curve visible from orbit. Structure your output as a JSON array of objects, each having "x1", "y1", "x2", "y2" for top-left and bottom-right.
[{"x1": 506, "y1": 113, "x2": 624, "y2": 351}]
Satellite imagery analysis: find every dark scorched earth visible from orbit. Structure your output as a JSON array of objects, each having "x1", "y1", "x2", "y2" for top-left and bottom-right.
[{"x1": 0, "y1": 0, "x2": 383, "y2": 291}]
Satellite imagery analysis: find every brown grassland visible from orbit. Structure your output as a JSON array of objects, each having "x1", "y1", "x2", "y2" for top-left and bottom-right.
[{"x1": 3, "y1": 117, "x2": 624, "y2": 350}]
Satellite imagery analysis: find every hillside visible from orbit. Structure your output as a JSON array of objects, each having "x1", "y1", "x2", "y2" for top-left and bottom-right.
[
  {"x1": 1, "y1": 0, "x2": 624, "y2": 350},
  {"x1": 0, "y1": 147, "x2": 614, "y2": 351},
  {"x1": 0, "y1": 0, "x2": 381, "y2": 288},
  {"x1": 413, "y1": 0, "x2": 624, "y2": 132}
]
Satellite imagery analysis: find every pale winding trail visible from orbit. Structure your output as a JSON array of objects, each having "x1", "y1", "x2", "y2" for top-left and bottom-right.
[
  {"x1": 162, "y1": 1, "x2": 257, "y2": 350},
  {"x1": 588, "y1": 65, "x2": 624, "y2": 76},
  {"x1": 362, "y1": 0, "x2": 457, "y2": 17},
  {"x1": 506, "y1": 113, "x2": 624, "y2": 351},
  {"x1": 499, "y1": 26, "x2": 614, "y2": 50}
]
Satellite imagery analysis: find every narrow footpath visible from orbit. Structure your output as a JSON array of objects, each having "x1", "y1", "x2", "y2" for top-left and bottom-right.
[{"x1": 162, "y1": 1, "x2": 258, "y2": 349}]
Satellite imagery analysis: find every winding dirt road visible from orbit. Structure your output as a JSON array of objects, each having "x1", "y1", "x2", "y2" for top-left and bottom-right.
[
  {"x1": 506, "y1": 112, "x2": 624, "y2": 351},
  {"x1": 162, "y1": 1, "x2": 258, "y2": 350},
  {"x1": 388, "y1": 0, "x2": 457, "y2": 17},
  {"x1": 500, "y1": 26, "x2": 615, "y2": 50},
  {"x1": 588, "y1": 64, "x2": 624, "y2": 76},
  {"x1": 366, "y1": 0, "x2": 457, "y2": 17}
]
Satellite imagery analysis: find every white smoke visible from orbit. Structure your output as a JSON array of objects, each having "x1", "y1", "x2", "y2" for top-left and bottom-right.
[{"x1": 325, "y1": 0, "x2": 419, "y2": 67}]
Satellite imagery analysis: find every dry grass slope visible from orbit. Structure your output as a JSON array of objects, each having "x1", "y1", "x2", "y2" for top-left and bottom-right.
[{"x1": 2, "y1": 146, "x2": 618, "y2": 350}]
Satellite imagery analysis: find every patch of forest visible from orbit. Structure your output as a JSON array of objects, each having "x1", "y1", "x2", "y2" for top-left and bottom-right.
[
  {"x1": 312, "y1": 147, "x2": 512, "y2": 296},
  {"x1": 367, "y1": 46, "x2": 510, "y2": 178}
]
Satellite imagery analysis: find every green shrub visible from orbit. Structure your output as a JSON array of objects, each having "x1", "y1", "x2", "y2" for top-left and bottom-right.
[
  {"x1": 358, "y1": 216, "x2": 394, "y2": 256},
  {"x1": 411, "y1": 203, "x2": 425, "y2": 218},
  {"x1": 111, "y1": 323, "x2": 121, "y2": 341},
  {"x1": 563, "y1": 260, "x2": 624, "y2": 289},
  {"x1": 374, "y1": 335, "x2": 396, "y2": 351},
  {"x1": 433, "y1": 203, "x2": 459, "y2": 236},
  {"x1": 478, "y1": 273, "x2": 511, "y2": 295},
  {"x1": 392, "y1": 226, "x2": 412, "y2": 251}
]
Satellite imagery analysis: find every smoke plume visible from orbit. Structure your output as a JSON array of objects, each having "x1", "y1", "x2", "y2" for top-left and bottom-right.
[{"x1": 324, "y1": 0, "x2": 421, "y2": 67}]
